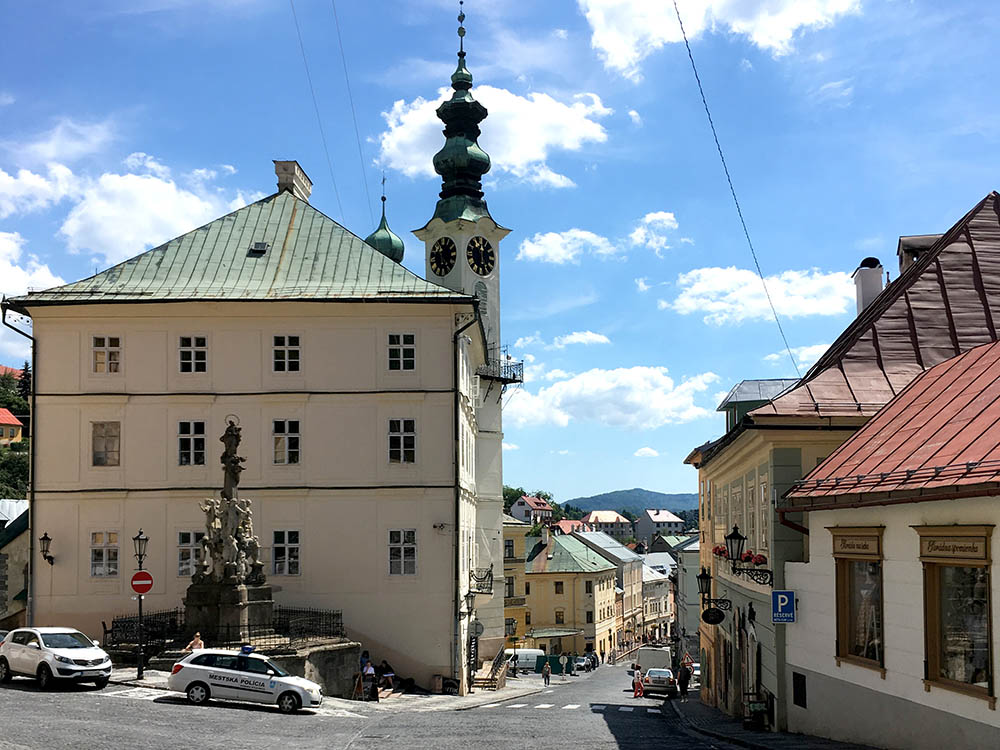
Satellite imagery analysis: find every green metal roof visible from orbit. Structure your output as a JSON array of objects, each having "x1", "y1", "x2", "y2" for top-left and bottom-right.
[
  {"x1": 9, "y1": 191, "x2": 470, "y2": 307},
  {"x1": 525, "y1": 627, "x2": 583, "y2": 639},
  {"x1": 525, "y1": 534, "x2": 616, "y2": 575}
]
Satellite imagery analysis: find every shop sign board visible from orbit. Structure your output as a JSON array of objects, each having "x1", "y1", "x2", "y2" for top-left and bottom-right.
[
  {"x1": 701, "y1": 607, "x2": 725, "y2": 625},
  {"x1": 772, "y1": 590, "x2": 795, "y2": 623}
]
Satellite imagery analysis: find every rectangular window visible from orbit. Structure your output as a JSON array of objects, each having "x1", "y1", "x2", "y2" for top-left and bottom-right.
[
  {"x1": 273, "y1": 335, "x2": 301, "y2": 373},
  {"x1": 388, "y1": 528, "x2": 416, "y2": 575},
  {"x1": 177, "y1": 531, "x2": 205, "y2": 576},
  {"x1": 585, "y1": 580, "x2": 593, "y2": 594},
  {"x1": 555, "y1": 581, "x2": 564, "y2": 595},
  {"x1": 758, "y1": 481, "x2": 769, "y2": 552},
  {"x1": 90, "y1": 531, "x2": 119, "y2": 577},
  {"x1": 916, "y1": 526, "x2": 993, "y2": 703},
  {"x1": 92, "y1": 422, "x2": 120, "y2": 466},
  {"x1": 586, "y1": 610, "x2": 594, "y2": 624},
  {"x1": 525, "y1": 610, "x2": 531, "y2": 625},
  {"x1": 92, "y1": 336, "x2": 121, "y2": 374},
  {"x1": 832, "y1": 527, "x2": 884, "y2": 671},
  {"x1": 555, "y1": 610, "x2": 565, "y2": 625},
  {"x1": 388, "y1": 333, "x2": 415, "y2": 371},
  {"x1": 505, "y1": 618, "x2": 517, "y2": 636},
  {"x1": 525, "y1": 581, "x2": 530, "y2": 595},
  {"x1": 272, "y1": 420, "x2": 300, "y2": 465},
  {"x1": 272, "y1": 530, "x2": 300, "y2": 575},
  {"x1": 388, "y1": 418, "x2": 415, "y2": 463},
  {"x1": 505, "y1": 576, "x2": 515, "y2": 598},
  {"x1": 179, "y1": 336, "x2": 207, "y2": 373},
  {"x1": 504, "y1": 539, "x2": 514, "y2": 559},
  {"x1": 178, "y1": 421, "x2": 206, "y2": 465}
]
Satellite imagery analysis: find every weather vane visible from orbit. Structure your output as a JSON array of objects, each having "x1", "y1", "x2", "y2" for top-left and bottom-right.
[{"x1": 458, "y1": 1, "x2": 465, "y2": 54}]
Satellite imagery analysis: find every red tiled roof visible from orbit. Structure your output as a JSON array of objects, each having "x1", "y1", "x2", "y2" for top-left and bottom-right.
[
  {"x1": 0, "y1": 408, "x2": 23, "y2": 427},
  {"x1": 753, "y1": 192, "x2": 1000, "y2": 419},
  {"x1": 520, "y1": 495, "x2": 553, "y2": 511},
  {"x1": 785, "y1": 340, "x2": 1000, "y2": 509},
  {"x1": 0, "y1": 365, "x2": 22, "y2": 378},
  {"x1": 554, "y1": 519, "x2": 587, "y2": 535}
]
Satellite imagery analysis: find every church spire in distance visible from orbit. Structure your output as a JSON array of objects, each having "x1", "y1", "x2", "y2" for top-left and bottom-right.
[
  {"x1": 364, "y1": 173, "x2": 405, "y2": 263},
  {"x1": 428, "y1": 1, "x2": 494, "y2": 224}
]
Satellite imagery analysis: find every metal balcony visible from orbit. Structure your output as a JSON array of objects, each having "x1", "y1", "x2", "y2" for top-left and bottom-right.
[
  {"x1": 476, "y1": 358, "x2": 523, "y2": 385},
  {"x1": 470, "y1": 564, "x2": 494, "y2": 595}
]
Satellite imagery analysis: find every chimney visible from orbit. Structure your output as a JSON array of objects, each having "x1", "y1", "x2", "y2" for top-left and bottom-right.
[
  {"x1": 897, "y1": 234, "x2": 942, "y2": 275},
  {"x1": 852, "y1": 257, "x2": 883, "y2": 315},
  {"x1": 542, "y1": 526, "x2": 550, "y2": 547},
  {"x1": 273, "y1": 160, "x2": 312, "y2": 201}
]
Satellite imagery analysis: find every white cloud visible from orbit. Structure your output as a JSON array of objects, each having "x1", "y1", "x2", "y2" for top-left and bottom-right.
[
  {"x1": 554, "y1": 449, "x2": 572, "y2": 455},
  {"x1": 378, "y1": 86, "x2": 611, "y2": 189},
  {"x1": 0, "y1": 164, "x2": 80, "y2": 218},
  {"x1": 629, "y1": 211, "x2": 679, "y2": 256},
  {"x1": 578, "y1": 0, "x2": 860, "y2": 81},
  {"x1": 10, "y1": 118, "x2": 114, "y2": 164},
  {"x1": 124, "y1": 152, "x2": 171, "y2": 179},
  {"x1": 505, "y1": 366, "x2": 719, "y2": 429},
  {"x1": 670, "y1": 266, "x2": 854, "y2": 324},
  {"x1": 635, "y1": 277, "x2": 651, "y2": 292},
  {"x1": 0, "y1": 232, "x2": 64, "y2": 360},
  {"x1": 544, "y1": 369, "x2": 575, "y2": 381},
  {"x1": 554, "y1": 28, "x2": 569, "y2": 39},
  {"x1": 514, "y1": 333, "x2": 543, "y2": 349},
  {"x1": 220, "y1": 164, "x2": 238, "y2": 175},
  {"x1": 764, "y1": 342, "x2": 830, "y2": 370},
  {"x1": 502, "y1": 442, "x2": 520, "y2": 451},
  {"x1": 634, "y1": 446, "x2": 659, "y2": 457},
  {"x1": 811, "y1": 78, "x2": 854, "y2": 106},
  {"x1": 628, "y1": 109, "x2": 642, "y2": 126},
  {"x1": 0, "y1": 92, "x2": 14, "y2": 106},
  {"x1": 740, "y1": 58, "x2": 754, "y2": 71},
  {"x1": 517, "y1": 228, "x2": 618, "y2": 264},
  {"x1": 551, "y1": 331, "x2": 611, "y2": 349}
]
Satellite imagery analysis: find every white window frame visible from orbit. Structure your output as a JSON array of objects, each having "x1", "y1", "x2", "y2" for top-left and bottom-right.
[
  {"x1": 178, "y1": 335, "x2": 207, "y2": 374},
  {"x1": 177, "y1": 530, "x2": 205, "y2": 576},
  {"x1": 759, "y1": 481, "x2": 769, "y2": 552},
  {"x1": 388, "y1": 528, "x2": 416, "y2": 575},
  {"x1": 272, "y1": 334, "x2": 301, "y2": 373},
  {"x1": 92, "y1": 335, "x2": 122, "y2": 374},
  {"x1": 273, "y1": 419, "x2": 300, "y2": 465},
  {"x1": 92, "y1": 421, "x2": 120, "y2": 466},
  {"x1": 387, "y1": 332, "x2": 416, "y2": 371},
  {"x1": 90, "y1": 531, "x2": 119, "y2": 578},
  {"x1": 388, "y1": 418, "x2": 416, "y2": 464},
  {"x1": 272, "y1": 530, "x2": 301, "y2": 575},
  {"x1": 178, "y1": 421, "x2": 206, "y2": 466}
]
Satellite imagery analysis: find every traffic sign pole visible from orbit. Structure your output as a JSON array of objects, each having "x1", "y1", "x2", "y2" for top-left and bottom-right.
[{"x1": 130, "y1": 570, "x2": 154, "y2": 679}]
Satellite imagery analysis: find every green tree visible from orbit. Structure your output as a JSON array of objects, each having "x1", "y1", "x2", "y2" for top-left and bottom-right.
[
  {"x1": 16, "y1": 360, "x2": 31, "y2": 402},
  {"x1": 503, "y1": 485, "x2": 526, "y2": 514},
  {"x1": 618, "y1": 508, "x2": 638, "y2": 523},
  {"x1": 561, "y1": 503, "x2": 585, "y2": 521},
  {"x1": 0, "y1": 373, "x2": 27, "y2": 415},
  {"x1": 0, "y1": 446, "x2": 29, "y2": 498}
]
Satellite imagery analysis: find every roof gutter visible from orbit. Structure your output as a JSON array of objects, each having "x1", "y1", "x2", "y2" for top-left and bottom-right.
[
  {"x1": 1, "y1": 299, "x2": 35, "y2": 625},
  {"x1": 777, "y1": 509, "x2": 809, "y2": 536},
  {"x1": 782, "y1": 483, "x2": 1000, "y2": 514}
]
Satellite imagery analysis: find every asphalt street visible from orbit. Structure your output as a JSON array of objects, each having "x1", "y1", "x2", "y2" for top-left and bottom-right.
[{"x1": 0, "y1": 663, "x2": 738, "y2": 750}]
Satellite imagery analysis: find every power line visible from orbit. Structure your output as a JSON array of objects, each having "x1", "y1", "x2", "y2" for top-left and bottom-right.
[
  {"x1": 330, "y1": 0, "x2": 375, "y2": 227},
  {"x1": 289, "y1": 0, "x2": 345, "y2": 220},
  {"x1": 671, "y1": 0, "x2": 802, "y2": 380}
]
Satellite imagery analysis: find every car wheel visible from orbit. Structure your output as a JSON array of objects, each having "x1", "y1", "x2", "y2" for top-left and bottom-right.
[
  {"x1": 37, "y1": 664, "x2": 54, "y2": 690},
  {"x1": 186, "y1": 682, "x2": 210, "y2": 705},
  {"x1": 93, "y1": 677, "x2": 109, "y2": 690},
  {"x1": 0, "y1": 658, "x2": 11, "y2": 683},
  {"x1": 277, "y1": 691, "x2": 300, "y2": 714}
]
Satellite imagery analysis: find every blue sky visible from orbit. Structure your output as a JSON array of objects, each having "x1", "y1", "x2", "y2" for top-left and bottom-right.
[{"x1": 2, "y1": 1, "x2": 999, "y2": 501}]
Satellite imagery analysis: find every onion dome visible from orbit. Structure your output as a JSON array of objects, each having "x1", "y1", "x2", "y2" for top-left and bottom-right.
[{"x1": 365, "y1": 194, "x2": 405, "y2": 263}]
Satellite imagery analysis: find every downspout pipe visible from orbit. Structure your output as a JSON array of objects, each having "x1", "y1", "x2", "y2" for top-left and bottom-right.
[
  {"x1": 452, "y1": 304, "x2": 479, "y2": 688},
  {"x1": 777, "y1": 508, "x2": 809, "y2": 536},
  {"x1": 2, "y1": 299, "x2": 35, "y2": 625}
]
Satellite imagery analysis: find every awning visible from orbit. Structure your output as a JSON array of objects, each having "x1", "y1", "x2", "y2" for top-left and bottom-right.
[{"x1": 524, "y1": 627, "x2": 584, "y2": 639}]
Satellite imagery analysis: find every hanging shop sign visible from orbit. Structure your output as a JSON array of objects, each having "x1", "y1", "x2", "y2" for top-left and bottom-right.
[{"x1": 702, "y1": 607, "x2": 726, "y2": 625}]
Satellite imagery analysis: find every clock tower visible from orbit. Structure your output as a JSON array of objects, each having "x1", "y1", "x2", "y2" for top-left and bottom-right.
[{"x1": 413, "y1": 6, "x2": 509, "y2": 353}]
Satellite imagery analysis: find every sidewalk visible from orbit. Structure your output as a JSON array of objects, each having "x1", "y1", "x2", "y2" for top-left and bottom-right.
[{"x1": 671, "y1": 697, "x2": 875, "y2": 750}]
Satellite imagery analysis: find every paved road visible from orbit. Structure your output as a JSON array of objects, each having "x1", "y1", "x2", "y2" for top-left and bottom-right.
[{"x1": 0, "y1": 664, "x2": 737, "y2": 750}]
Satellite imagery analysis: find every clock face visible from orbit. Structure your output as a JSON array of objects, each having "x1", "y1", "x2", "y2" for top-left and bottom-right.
[
  {"x1": 466, "y1": 236, "x2": 495, "y2": 275},
  {"x1": 429, "y1": 237, "x2": 457, "y2": 276}
]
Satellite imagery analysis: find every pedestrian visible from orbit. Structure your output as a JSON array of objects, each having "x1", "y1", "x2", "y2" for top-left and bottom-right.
[
  {"x1": 542, "y1": 660, "x2": 551, "y2": 686},
  {"x1": 678, "y1": 664, "x2": 691, "y2": 702},
  {"x1": 183, "y1": 632, "x2": 204, "y2": 652},
  {"x1": 600, "y1": 650, "x2": 605, "y2": 664},
  {"x1": 633, "y1": 665, "x2": 644, "y2": 698}
]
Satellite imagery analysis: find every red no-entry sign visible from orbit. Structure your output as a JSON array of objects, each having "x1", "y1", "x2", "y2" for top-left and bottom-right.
[{"x1": 131, "y1": 571, "x2": 154, "y2": 595}]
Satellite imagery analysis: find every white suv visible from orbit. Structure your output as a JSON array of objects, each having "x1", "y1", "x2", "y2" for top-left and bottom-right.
[
  {"x1": 0, "y1": 627, "x2": 112, "y2": 689},
  {"x1": 168, "y1": 648, "x2": 322, "y2": 713}
]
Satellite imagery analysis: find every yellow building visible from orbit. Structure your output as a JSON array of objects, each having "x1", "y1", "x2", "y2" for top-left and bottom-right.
[
  {"x1": 502, "y1": 513, "x2": 529, "y2": 644},
  {"x1": 0, "y1": 408, "x2": 23, "y2": 446},
  {"x1": 522, "y1": 529, "x2": 617, "y2": 657}
]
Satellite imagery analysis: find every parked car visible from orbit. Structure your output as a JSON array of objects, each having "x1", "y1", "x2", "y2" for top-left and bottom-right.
[
  {"x1": 574, "y1": 656, "x2": 591, "y2": 672},
  {"x1": 643, "y1": 667, "x2": 678, "y2": 698},
  {"x1": 0, "y1": 627, "x2": 112, "y2": 689},
  {"x1": 586, "y1": 652, "x2": 599, "y2": 670},
  {"x1": 168, "y1": 648, "x2": 322, "y2": 714},
  {"x1": 0, "y1": 630, "x2": 8, "y2": 644},
  {"x1": 503, "y1": 648, "x2": 545, "y2": 673}
]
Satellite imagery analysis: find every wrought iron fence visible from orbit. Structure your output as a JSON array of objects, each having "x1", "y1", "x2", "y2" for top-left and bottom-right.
[{"x1": 103, "y1": 608, "x2": 185, "y2": 650}]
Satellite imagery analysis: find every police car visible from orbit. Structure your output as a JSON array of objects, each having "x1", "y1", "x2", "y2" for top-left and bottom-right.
[{"x1": 168, "y1": 647, "x2": 322, "y2": 713}]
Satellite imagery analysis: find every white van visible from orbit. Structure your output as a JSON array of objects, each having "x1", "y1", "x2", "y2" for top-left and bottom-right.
[{"x1": 504, "y1": 648, "x2": 545, "y2": 673}]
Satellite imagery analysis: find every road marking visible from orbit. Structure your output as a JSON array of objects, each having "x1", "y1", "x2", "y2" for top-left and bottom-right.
[
  {"x1": 618, "y1": 706, "x2": 634, "y2": 712},
  {"x1": 507, "y1": 703, "x2": 527, "y2": 708},
  {"x1": 646, "y1": 708, "x2": 661, "y2": 714},
  {"x1": 105, "y1": 687, "x2": 167, "y2": 701},
  {"x1": 482, "y1": 703, "x2": 503, "y2": 708},
  {"x1": 591, "y1": 704, "x2": 606, "y2": 710},
  {"x1": 535, "y1": 703, "x2": 554, "y2": 709},
  {"x1": 543, "y1": 690, "x2": 554, "y2": 694},
  {"x1": 562, "y1": 704, "x2": 580, "y2": 710}
]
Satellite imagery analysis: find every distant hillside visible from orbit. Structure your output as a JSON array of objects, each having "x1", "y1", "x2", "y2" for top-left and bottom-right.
[{"x1": 561, "y1": 488, "x2": 698, "y2": 515}]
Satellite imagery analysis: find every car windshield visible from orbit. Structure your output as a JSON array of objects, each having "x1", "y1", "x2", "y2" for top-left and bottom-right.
[
  {"x1": 40, "y1": 632, "x2": 93, "y2": 649},
  {"x1": 265, "y1": 660, "x2": 289, "y2": 677},
  {"x1": 647, "y1": 669, "x2": 673, "y2": 678}
]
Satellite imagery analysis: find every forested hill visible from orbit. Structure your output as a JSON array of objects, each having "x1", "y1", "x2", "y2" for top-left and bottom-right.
[{"x1": 561, "y1": 488, "x2": 698, "y2": 515}]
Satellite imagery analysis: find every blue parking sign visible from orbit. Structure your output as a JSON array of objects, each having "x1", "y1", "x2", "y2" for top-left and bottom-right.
[{"x1": 772, "y1": 590, "x2": 796, "y2": 623}]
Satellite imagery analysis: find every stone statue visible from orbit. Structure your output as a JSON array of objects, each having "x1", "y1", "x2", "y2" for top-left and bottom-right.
[{"x1": 191, "y1": 421, "x2": 264, "y2": 585}]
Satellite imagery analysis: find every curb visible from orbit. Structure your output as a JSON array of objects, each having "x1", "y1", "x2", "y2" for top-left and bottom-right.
[
  {"x1": 454, "y1": 686, "x2": 546, "y2": 711},
  {"x1": 669, "y1": 700, "x2": 772, "y2": 750},
  {"x1": 108, "y1": 678, "x2": 172, "y2": 691}
]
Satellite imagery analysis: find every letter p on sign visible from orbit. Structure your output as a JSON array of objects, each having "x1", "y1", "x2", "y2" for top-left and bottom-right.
[{"x1": 772, "y1": 590, "x2": 795, "y2": 624}]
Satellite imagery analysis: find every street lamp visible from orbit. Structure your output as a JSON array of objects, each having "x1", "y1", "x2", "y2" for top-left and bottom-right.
[
  {"x1": 38, "y1": 532, "x2": 54, "y2": 565},
  {"x1": 133, "y1": 529, "x2": 149, "y2": 680},
  {"x1": 723, "y1": 525, "x2": 774, "y2": 586},
  {"x1": 696, "y1": 567, "x2": 732, "y2": 612},
  {"x1": 724, "y1": 525, "x2": 746, "y2": 564}
]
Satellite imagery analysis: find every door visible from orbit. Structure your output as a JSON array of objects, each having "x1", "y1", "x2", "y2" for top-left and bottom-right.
[
  {"x1": 206, "y1": 653, "x2": 241, "y2": 699},
  {"x1": 6, "y1": 632, "x2": 29, "y2": 673},
  {"x1": 237, "y1": 655, "x2": 278, "y2": 704},
  {"x1": 19, "y1": 632, "x2": 43, "y2": 676}
]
